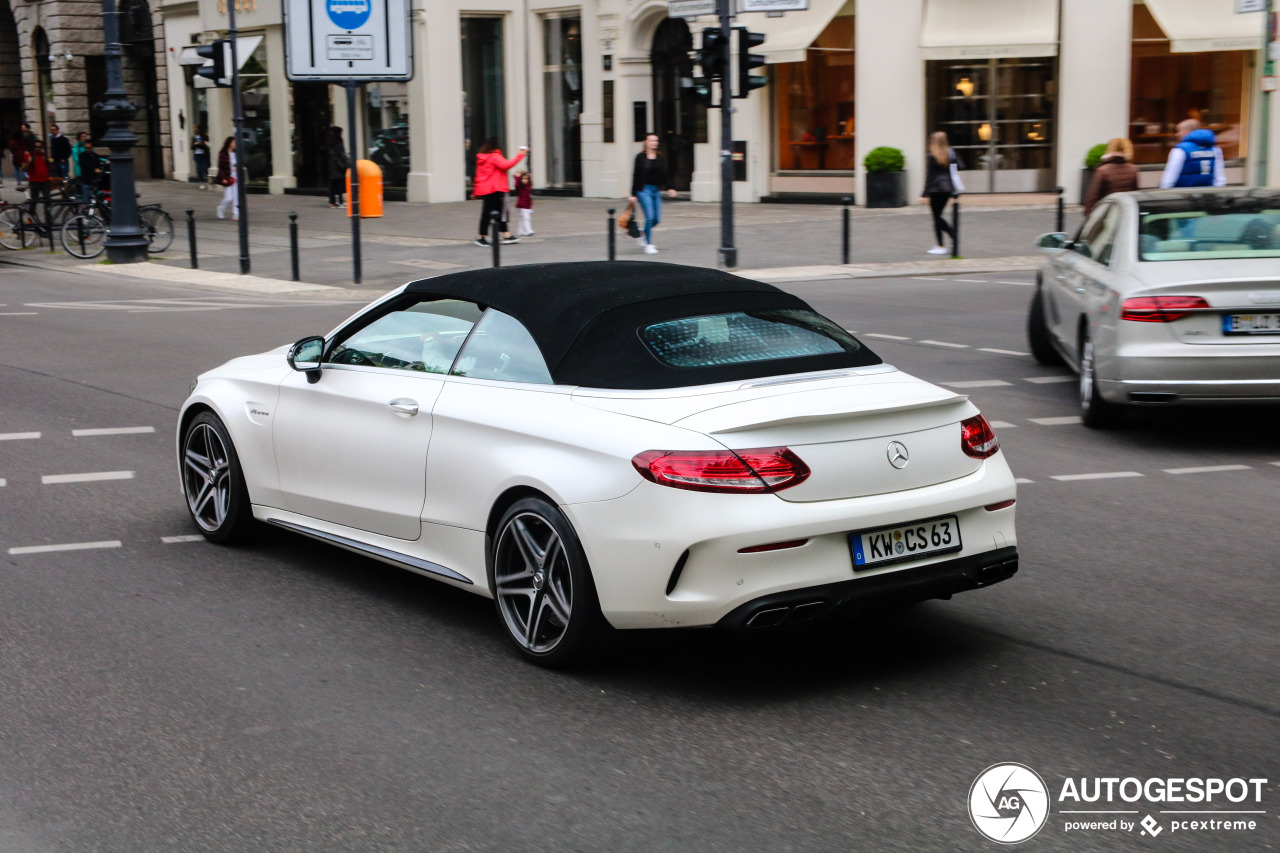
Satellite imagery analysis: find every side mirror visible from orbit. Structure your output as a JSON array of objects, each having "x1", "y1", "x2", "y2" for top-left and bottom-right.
[
  {"x1": 287, "y1": 335, "x2": 324, "y2": 383},
  {"x1": 1036, "y1": 232, "x2": 1067, "y2": 250}
]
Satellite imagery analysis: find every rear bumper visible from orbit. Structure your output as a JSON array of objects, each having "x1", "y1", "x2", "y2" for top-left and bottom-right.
[
  {"x1": 718, "y1": 546, "x2": 1018, "y2": 630},
  {"x1": 1100, "y1": 341, "x2": 1280, "y2": 404},
  {"x1": 1101, "y1": 377, "x2": 1280, "y2": 404}
]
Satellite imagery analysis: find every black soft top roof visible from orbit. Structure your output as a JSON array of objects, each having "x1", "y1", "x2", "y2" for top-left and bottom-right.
[{"x1": 405, "y1": 261, "x2": 879, "y2": 389}]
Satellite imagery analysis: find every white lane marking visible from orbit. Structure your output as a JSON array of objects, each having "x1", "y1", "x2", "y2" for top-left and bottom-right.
[
  {"x1": 72, "y1": 426, "x2": 156, "y2": 437},
  {"x1": 0, "y1": 312, "x2": 39, "y2": 316},
  {"x1": 8, "y1": 540, "x2": 122, "y2": 555},
  {"x1": 1025, "y1": 376, "x2": 1075, "y2": 384},
  {"x1": 41, "y1": 471, "x2": 135, "y2": 484},
  {"x1": 1163, "y1": 464, "x2": 1253, "y2": 475},
  {"x1": 1015, "y1": 477, "x2": 1035, "y2": 484},
  {"x1": 950, "y1": 278, "x2": 989, "y2": 283},
  {"x1": 0, "y1": 432, "x2": 40, "y2": 441},
  {"x1": 989, "y1": 420, "x2": 1018, "y2": 429},
  {"x1": 912, "y1": 277, "x2": 946, "y2": 281},
  {"x1": 943, "y1": 380, "x2": 1012, "y2": 388},
  {"x1": 1050, "y1": 471, "x2": 1144, "y2": 481},
  {"x1": 995, "y1": 280, "x2": 1035, "y2": 286},
  {"x1": 1029, "y1": 416, "x2": 1083, "y2": 426},
  {"x1": 919, "y1": 340, "x2": 970, "y2": 349},
  {"x1": 863, "y1": 333, "x2": 910, "y2": 341},
  {"x1": 979, "y1": 347, "x2": 1031, "y2": 356},
  {"x1": 161, "y1": 535, "x2": 205, "y2": 544},
  {"x1": 0, "y1": 478, "x2": 6, "y2": 487},
  {"x1": 1272, "y1": 462, "x2": 1280, "y2": 467}
]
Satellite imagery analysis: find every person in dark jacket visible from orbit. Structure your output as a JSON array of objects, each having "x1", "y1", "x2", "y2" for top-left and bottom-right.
[
  {"x1": 919, "y1": 131, "x2": 965, "y2": 255},
  {"x1": 628, "y1": 133, "x2": 678, "y2": 254},
  {"x1": 77, "y1": 139, "x2": 102, "y2": 201},
  {"x1": 327, "y1": 126, "x2": 349, "y2": 208},
  {"x1": 192, "y1": 126, "x2": 211, "y2": 189},
  {"x1": 1160, "y1": 121, "x2": 1226, "y2": 189},
  {"x1": 215, "y1": 136, "x2": 238, "y2": 220},
  {"x1": 1082, "y1": 138, "x2": 1140, "y2": 217},
  {"x1": 48, "y1": 125, "x2": 72, "y2": 180}
]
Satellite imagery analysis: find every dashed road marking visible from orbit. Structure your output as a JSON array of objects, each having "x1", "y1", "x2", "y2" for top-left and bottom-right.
[
  {"x1": 919, "y1": 340, "x2": 969, "y2": 349},
  {"x1": 989, "y1": 421, "x2": 1018, "y2": 429},
  {"x1": 0, "y1": 478, "x2": 6, "y2": 487},
  {"x1": 41, "y1": 471, "x2": 135, "y2": 485},
  {"x1": 1015, "y1": 477, "x2": 1035, "y2": 484},
  {"x1": 995, "y1": 280, "x2": 1035, "y2": 286},
  {"x1": 950, "y1": 279, "x2": 988, "y2": 283},
  {"x1": 1163, "y1": 464, "x2": 1253, "y2": 475},
  {"x1": 942, "y1": 380, "x2": 1012, "y2": 388},
  {"x1": 0, "y1": 432, "x2": 40, "y2": 441},
  {"x1": 8, "y1": 540, "x2": 122, "y2": 555},
  {"x1": 1029, "y1": 416, "x2": 1083, "y2": 426},
  {"x1": 1050, "y1": 471, "x2": 1144, "y2": 481},
  {"x1": 161, "y1": 535, "x2": 205, "y2": 544},
  {"x1": 863, "y1": 333, "x2": 910, "y2": 341},
  {"x1": 72, "y1": 426, "x2": 156, "y2": 437},
  {"x1": 0, "y1": 312, "x2": 38, "y2": 316},
  {"x1": 1025, "y1": 376, "x2": 1075, "y2": 384},
  {"x1": 979, "y1": 347, "x2": 1031, "y2": 356},
  {"x1": 912, "y1": 277, "x2": 947, "y2": 281}
]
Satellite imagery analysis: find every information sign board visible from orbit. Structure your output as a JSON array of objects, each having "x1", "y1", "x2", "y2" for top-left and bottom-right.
[{"x1": 283, "y1": 0, "x2": 412, "y2": 81}]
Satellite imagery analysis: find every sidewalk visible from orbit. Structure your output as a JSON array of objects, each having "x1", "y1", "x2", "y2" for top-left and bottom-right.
[{"x1": 0, "y1": 180, "x2": 1074, "y2": 293}]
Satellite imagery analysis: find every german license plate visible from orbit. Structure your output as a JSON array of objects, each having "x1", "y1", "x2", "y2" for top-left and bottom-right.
[
  {"x1": 850, "y1": 515, "x2": 961, "y2": 569},
  {"x1": 1223, "y1": 313, "x2": 1280, "y2": 335}
]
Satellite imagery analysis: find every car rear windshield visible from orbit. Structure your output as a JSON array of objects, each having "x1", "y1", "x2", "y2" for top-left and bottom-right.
[
  {"x1": 1139, "y1": 195, "x2": 1280, "y2": 261},
  {"x1": 640, "y1": 309, "x2": 864, "y2": 368}
]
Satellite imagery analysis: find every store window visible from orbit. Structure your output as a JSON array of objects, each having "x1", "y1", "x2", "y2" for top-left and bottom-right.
[
  {"x1": 772, "y1": 12, "x2": 855, "y2": 172},
  {"x1": 462, "y1": 16, "x2": 506, "y2": 189},
  {"x1": 926, "y1": 57, "x2": 1056, "y2": 193},
  {"x1": 543, "y1": 15, "x2": 582, "y2": 188},
  {"x1": 365, "y1": 83, "x2": 408, "y2": 189},
  {"x1": 1130, "y1": 4, "x2": 1248, "y2": 165},
  {"x1": 238, "y1": 38, "x2": 271, "y2": 186}
]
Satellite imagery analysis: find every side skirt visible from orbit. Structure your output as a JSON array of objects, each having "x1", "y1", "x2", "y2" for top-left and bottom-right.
[{"x1": 266, "y1": 518, "x2": 474, "y2": 585}]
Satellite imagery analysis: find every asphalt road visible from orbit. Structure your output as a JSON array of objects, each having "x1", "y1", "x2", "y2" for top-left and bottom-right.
[{"x1": 0, "y1": 265, "x2": 1276, "y2": 852}]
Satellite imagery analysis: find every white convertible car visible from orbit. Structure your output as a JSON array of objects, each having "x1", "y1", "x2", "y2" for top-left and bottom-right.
[{"x1": 178, "y1": 262, "x2": 1018, "y2": 666}]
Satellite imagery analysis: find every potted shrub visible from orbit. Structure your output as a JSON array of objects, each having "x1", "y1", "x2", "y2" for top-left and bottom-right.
[
  {"x1": 863, "y1": 146, "x2": 907, "y2": 208},
  {"x1": 1081, "y1": 143, "x2": 1107, "y2": 202}
]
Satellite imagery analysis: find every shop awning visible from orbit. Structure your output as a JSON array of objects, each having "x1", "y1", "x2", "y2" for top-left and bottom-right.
[
  {"x1": 920, "y1": 0, "x2": 1058, "y2": 60},
  {"x1": 746, "y1": 0, "x2": 851, "y2": 64},
  {"x1": 1142, "y1": 0, "x2": 1262, "y2": 53}
]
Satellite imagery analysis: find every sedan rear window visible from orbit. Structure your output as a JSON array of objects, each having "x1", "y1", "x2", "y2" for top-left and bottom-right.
[
  {"x1": 1140, "y1": 197, "x2": 1280, "y2": 261},
  {"x1": 640, "y1": 309, "x2": 863, "y2": 368}
]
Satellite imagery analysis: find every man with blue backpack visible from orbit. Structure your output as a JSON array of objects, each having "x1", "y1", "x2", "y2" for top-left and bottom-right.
[{"x1": 1159, "y1": 119, "x2": 1226, "y2": 189}]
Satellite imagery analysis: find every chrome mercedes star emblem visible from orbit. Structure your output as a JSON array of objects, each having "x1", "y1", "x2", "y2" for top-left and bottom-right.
[{"x1": 887, "y1": 441, "x2": 910, "y2": 469}]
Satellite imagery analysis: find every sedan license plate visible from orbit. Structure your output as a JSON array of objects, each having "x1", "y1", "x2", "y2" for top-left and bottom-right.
[
  {"x1": 1223, "y1": 313, "x2": 1280, "y2": 335},
  {"x1": 850, "y1": 515, "x2": 961, "y2": 569}
]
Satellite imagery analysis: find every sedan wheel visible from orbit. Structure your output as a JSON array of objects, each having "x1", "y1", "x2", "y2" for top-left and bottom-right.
[
  {"x1": 491, "y1": 498, "x2": 609, "y2": 667},
  {"x1": 182, "y1": 412, "x2": 252, "y2": 543},
  {"x1": 1078, "y1": 334, "x2": 1122, "y2": 429}
]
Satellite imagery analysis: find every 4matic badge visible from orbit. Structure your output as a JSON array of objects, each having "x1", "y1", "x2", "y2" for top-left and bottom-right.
[{"x1": 969, "y1": 763, "x2": 1050, "y2": 844}]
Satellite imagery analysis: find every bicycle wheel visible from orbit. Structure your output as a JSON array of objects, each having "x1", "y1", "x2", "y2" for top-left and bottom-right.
[
  {"x1": 140, "y1": 208, "x2": 174, "y2": 253},
  {"x1": 0, "y1": 207, "x2": 36, "y2": 250},
  {"x1": 60, "y1": 214, "x2": 107, "y2": 259}
]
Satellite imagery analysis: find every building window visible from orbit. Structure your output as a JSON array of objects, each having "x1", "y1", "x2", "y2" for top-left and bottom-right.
[
  {"x1": 365, "y1": 83, "x2": 408, "y2": 189},
  {"x1": 462, "y1": 16, "x2": 505, "y2": 190},
  {"x1": 543, "y1": 15, "x2": 582, "y2": 188},
  {"x1": 603, "y1": 80, "x2": 614, "y2": 144},
  {"x1": 1130, "y1": 4, "x2": 1248, "y2": 165},
  {"x1": 772, "y1": 12, "x2": 854, "y2": 172},
  {"x1": 238, "y1": 38, "x2": 271, "y2": 185}
]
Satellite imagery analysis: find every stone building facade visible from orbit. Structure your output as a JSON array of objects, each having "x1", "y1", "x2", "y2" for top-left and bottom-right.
[{"x1": 0, "y1": 0, "x2": 171, "y2": 179}]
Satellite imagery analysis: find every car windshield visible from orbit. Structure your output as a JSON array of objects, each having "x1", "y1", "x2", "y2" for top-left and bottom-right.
[
  {"x1": 1139, "y1": 195, "x2": 1280, "y2": 261},
  {"x1": 640, "y1": 308, "x2": 864, "y2": 369}
]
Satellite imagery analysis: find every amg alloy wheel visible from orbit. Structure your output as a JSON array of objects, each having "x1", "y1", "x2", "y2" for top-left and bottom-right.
[
  {"x1": 491, "y1": 498, "x2": 609, "y2": 667},
  {"x1": 181, "y1": 412, "x2": 252, "y2": 543}
]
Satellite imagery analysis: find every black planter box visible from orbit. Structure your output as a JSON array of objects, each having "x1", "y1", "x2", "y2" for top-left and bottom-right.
[
  {"x1": 1080, "y1": 168, "x2": 1095, "y2": 205},
  {"x1": 865, "y1": 171, "x2": 907, "y2": 208}
]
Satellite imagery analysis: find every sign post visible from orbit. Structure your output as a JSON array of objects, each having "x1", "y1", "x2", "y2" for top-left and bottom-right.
[{"x1": 284, "y1": 0, "x2": 413, "y2": 283}]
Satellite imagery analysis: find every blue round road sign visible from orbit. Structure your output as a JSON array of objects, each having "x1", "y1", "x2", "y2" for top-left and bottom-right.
[{"x1": 326, "y1": 0, "x2": 370, "y2": 30}]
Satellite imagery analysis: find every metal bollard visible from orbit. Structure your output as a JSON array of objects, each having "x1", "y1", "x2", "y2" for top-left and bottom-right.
[
  {"x1": 1056, "y1": 186, "x2": 1065, "y2": 233},
  {"x1": 289, "y1": 212, "x2": 300, "y2": 281},
  {"x1": 607, "y1": 207, "x2": 616, "y2": 261},
  {"x1": 490, "y1": 210, "x2": 501, "y2": 268},
  {"x1": 951, "y1": 194, "x2": 961, "y2": 259},
  {"x1": 840, "y1": 196, "x2": 851, "y2": 265},
  {"x1": 186, "y1": 208, "x2": 198, "y2": 269}
]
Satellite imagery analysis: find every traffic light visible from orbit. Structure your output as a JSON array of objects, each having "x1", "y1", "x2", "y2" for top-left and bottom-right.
[
  {"x1": 699, "y1": 27, "x2": 727, "y2": 79},
  {"x1": 735, "y1": 28, "x2": 767, "y2": 99},
  {"x1": 195, "y1": 39, "x2": 230, "y2": 88},
  {"x1": 691, "y1": 76, "x2": 715, "y2": 107}
]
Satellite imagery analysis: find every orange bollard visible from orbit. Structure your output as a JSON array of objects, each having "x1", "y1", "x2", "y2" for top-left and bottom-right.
[{"x1": 345, "y1": 159, "x2": 383, "y2": 218}]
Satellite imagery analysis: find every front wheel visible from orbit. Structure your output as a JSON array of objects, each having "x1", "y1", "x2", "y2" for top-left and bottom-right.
[
  {"x1": 60, "y1": 214, "x2": 107, "y2": 259},
  {"x1": 0, "y1": 207, "x2": 36, "y2": 250},
  {"x1": 490, "y1": 497, "x2": 611, "y2": 667},
  {"x1": 141, "y1": 207, "x2": 174, "y2": 253},
  {"x1": 1079, "y1": 331, "x2": 1123, "y2": 429},
  {"x1": 181, "y1": 412, "x2": 253, "y2": 543}
]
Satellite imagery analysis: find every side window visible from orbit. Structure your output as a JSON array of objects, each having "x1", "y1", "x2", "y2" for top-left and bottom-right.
[
  {"x1": 326, "y1": 298, "x2": 483, "y2": 373},
  {"x1": 1071, "y1": 204, "x2": 1108, "y2": 248},
  {"x1": 1090, "y1": 207, "x2": 1123, "y2": 267},
  {"x1": 451, "y1": 309, "x2": 553, "y2": 384}
]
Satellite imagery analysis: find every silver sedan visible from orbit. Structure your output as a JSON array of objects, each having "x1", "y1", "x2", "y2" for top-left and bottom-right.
[{"x1": 1029, "y1": 188, "x2": 1280, "y2": 427}]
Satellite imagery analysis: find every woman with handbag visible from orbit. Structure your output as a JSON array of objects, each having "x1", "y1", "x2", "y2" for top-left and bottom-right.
[
  {"x1": 629, "y1": 133, "x2": 677, "y2": 254},
  {"x1": 215, "y1": 136, "x2": 238, "y2": 221}
]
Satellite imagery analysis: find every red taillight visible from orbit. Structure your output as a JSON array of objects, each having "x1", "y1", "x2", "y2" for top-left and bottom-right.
[
  {"x1": 1120, "y1": 295, "x2": 1210, "y2": 323},
  {"x1": 631, "y1": 447, "x2": 811, "y2": 494},
  {"x1": 984, "y1": 499, "x2": 1016, "y2": 511},
  {"x1": 961, "y1": 414, "x2": 1000, "y2": 460}
]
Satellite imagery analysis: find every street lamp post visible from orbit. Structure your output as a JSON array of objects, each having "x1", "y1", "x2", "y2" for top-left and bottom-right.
[{"x1": 96, "y1": 0, "x2": 149, "y2": 263}]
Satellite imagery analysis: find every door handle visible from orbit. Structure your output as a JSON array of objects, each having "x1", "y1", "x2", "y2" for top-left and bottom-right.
[{"x1": 389, "y1": 398, "x2": 419, "y2": 417}]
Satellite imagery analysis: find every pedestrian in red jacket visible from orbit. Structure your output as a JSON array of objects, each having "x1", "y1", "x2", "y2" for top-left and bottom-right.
[
  {"x1": 473, "y1": 137, "x2": 526, "y2": 246},
  {"x1": 514, "y1": 170, "x2": 534, "y2": 237}
]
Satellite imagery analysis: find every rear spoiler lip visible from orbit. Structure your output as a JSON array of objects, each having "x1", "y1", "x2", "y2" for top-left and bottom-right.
[{"x1": 684, "y1": 393, "x2": 970, "y2": 434}]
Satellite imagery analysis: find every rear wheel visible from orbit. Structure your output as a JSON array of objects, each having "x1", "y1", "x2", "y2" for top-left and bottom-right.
[
  {"x1": 1027, "y1": 287, "x2": 1063, "y2": 366},
  {"x1": 0, "y1": 207, "x2": 35, "y2": 249},
  {"x1": 141, "y1": 207, "x2": 174, "y2": 253},
  {"x1": 490, "y1": 497, "x2": 611, "y2": 667},
  {"x1": 181, "y1": 412, "x2": 253, "y2": 543},
  {"x1": 1079, "y1": 331, "x2": 1123, "y2": 429},
  {"x1": 60, "y1": 214, "x2": 107, "y2": 259}
]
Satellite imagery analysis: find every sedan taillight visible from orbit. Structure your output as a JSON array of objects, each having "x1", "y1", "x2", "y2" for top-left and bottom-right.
[
  {"x1": 1120, "y1": 295, "x2": 1209, "y2": 323},
  {"x1": 631, "y1": 447, "x2": 811, "y2": 494},
  {"x1": 961, "y1": 414, "x2": 1000, "y2": 460}
]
